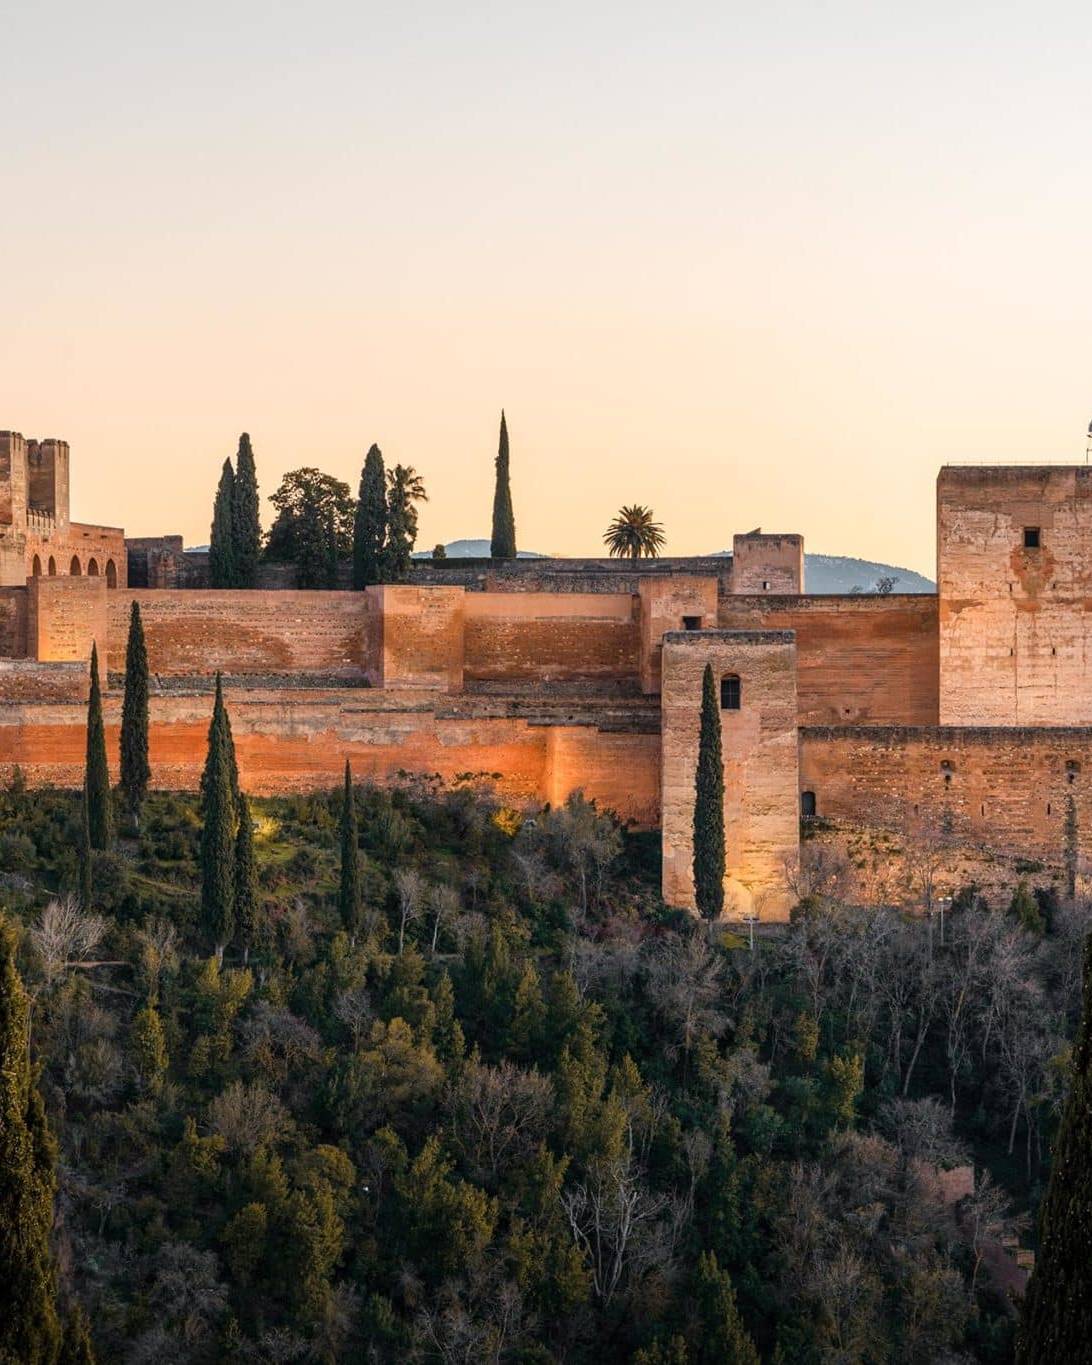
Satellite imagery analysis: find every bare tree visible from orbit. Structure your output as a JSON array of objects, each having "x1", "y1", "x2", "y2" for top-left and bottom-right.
[
  {"x1": 429, "y1": 883, "x2": 460, "y2": 954},
  {"x1": 31, "y1": 896, "x2": 107, "y2": 985},
  {"x1": 644, "y1": 929, "x2": 729, "y2": 1066},
  {"x1": 207, "y1": 1080, "x2": 293, "y2": 1155},
  {"x1": 394, "y1": 868, "x2": 425, "y2": 954}
]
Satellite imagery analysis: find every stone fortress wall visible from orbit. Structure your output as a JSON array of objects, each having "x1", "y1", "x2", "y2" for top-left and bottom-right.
[{"x1": 2, "y1": 431, "x2": 1091, "y2": 919}]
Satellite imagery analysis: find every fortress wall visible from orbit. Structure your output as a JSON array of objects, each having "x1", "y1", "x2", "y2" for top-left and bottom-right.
[
  {"x1": 0, "y1": 587, "x2": 27, "y2": 657},
  {"x1": 0, "y1": 689, "x2": 660, "y2": 824},
  {"x1": 0, "y1": 662, "x2": 87, "y2": 703},
  {"x1": 463, "y1": 592, "x2": 639, "y2": 683},
  {"x1": 732, "y1": 533, "x2": 804, "y2": 594},
  {"x1": 638, "y1": 577, "x2": 719, "y2": 694},
  {"x1": 717, "y1": 594, "x2": 939, "y2": 725},
  {"x1": 28, "y1": 577, "x2": 109, "y2": 670},
  {"x1": 938, "y1": 466, "x2": 1092, "y2": 726},
  {"x1": 105, "y1": 591, "x2": 373, "y2": 677},
  {"x1": 800, "y1": 725, "x2": 1092, "y2": 866},
  {"x1": 367, "y1": 586, "x2": 465, "y2": 690},
  {"x1": 661, "y1": 631, "x2": 799, "y2": 919}
]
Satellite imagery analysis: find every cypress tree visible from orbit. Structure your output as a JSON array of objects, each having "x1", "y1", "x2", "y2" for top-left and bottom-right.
[
  {"x1": 209, "y1": 457, "x2": 237, "y2": 588},
  {"x1": 693, "y1": 1250, "x2": 760, "y2": 1364},
  {"x1": 0, "y1": 917, "x2": 63, "y2": 1364},
  {"x1": 324, "y1": 508, "x2": 339, "y2": 589},
  {"x1": 490, "y1": 410, "x2": 516, "y2": 560},
  {"x1": 78, "y1": 789, "x2": 92, "y2": 909},
  {"x1": 119, "y1": 601, "x2": 150, "y2": 828},
  {"x1": 339, "y1": 760, "x2": 362, "y2": 935},
  {"x1": 1019, "y1": 930, "x2": 1092, "y2": 1362},
  {"x1": 352, "y1": 444, "x2": 387, "y2": 589},
  {"x1": 84, "y1": 643, "x2": 112, "y2": 851},
  {"x1": 693, "y1": 663, "x2": 725, "y2": 919},
  {"x1": 200, "y1": 674, "x2": 236, "y2": 957},
  {"x1": 59, "y1": 1303, "x2": 96, "y2": 1364},
  {"x1": 232, "y1": 433, "x2": 261, "y2": 589},
  {"x1": 234, "y1": 792, "x2": 259, "y2": 963}
]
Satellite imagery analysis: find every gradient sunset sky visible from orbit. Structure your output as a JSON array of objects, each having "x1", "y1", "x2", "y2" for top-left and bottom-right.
[{"x1": 5, "y1": 3, "x2": 1091, "y2": 576}]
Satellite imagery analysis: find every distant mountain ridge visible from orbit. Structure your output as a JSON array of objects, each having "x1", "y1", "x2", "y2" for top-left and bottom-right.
[{"x1": 414, "y1": 539, "x2": 935, "y2": 593}]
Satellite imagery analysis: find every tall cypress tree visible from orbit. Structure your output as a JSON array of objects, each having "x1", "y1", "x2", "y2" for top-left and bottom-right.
[
  {"x1": 324, "y1": 508, "x2": 339, "y2": 589},
  {"x1": 693, "y1": 662, "x2": 725, "y2": 919},
  {"x1": 352, "y1": 444, "x2": 387, "y2": 589},
  {"x1": 59, "y1": 1302, "x2": 96, "y2": 1364},
  {"x1": 0, "y1": 917, "x2": 62, "y2": 1364},
  {"x1": 200, "y1": 674, "x2": 236, "y2": 957},
  {"x1": 84, "y1": 642, "x2": 112, "y2": 851},
  {"x1": 339, "y1": 759, "x2": 362, "y2": 935},
  {"x1": 232, "y1": 433, "x2": 261, "y2": 589},
  {"x1": 78, "y1": 788, "x2": 93, "y2": 909},
  {"x1": 209, "y1": 457, "x2": 237, "y2": 588},
  {"x1": 1019, "y1": 929, "x2": 1092, "y2": 1361},
  {"x1": 119, "y1": 601, "x2": 150, "y2": 828},
  {"x1": 490, "y1": 410, "x2": 516, "y2": 560},
  {"x1": 234, "y1": 792, "x2": 258, "y2": 964}
]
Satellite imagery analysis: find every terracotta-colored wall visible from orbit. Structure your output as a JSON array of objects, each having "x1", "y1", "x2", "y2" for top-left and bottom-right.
[
  {"x1": 463, "y1": 592, "x2": 639, "y2": 684},
  {"x1": 661, "y1": 631, "x2": 799, "y2": 919},
  {"x1": 732, "y1": 533, "x2": 804, "y2": 593},
  {"x1": 718, "y1": 594, "x2": 939, "y2": 725},
  {"x1": 801, "y1": 724, "x2": 1092, "y2": 868},
  {"x1": 0, "y1": 688, "x2": 661, "y2": 826},
  {"x1": 367, "y1": 586, "x2": 464, "y2": 691},
  {"x1": 105, "y1": 590, "x2": 372, "y2": 677},
  {"x1": 938, "y1": 466, "x2": 1092, "y2": 725},
  {"x1": 0, "y1": 662, "x2": 87, "y2": 703},
  {"x1": 638, "y1": 577, "x2": 719, "y2": 694}
]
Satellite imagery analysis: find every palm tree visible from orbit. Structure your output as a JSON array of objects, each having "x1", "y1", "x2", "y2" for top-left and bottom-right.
[{"x1": 603, "y1": 505, "x2": 666, "y2": 562}]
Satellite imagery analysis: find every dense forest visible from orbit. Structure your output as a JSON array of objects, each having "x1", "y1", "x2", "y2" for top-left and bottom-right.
[{"x1": 0, "y1": 770, "x2": 1084, "y2": 1362}]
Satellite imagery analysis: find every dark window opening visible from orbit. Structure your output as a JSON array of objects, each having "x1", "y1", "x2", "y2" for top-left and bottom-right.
[
  {"x1": 1048, "y1": 803, "x2": 1052, "y2": 816},
  {"x1": 762, "y1": 580, "x2": 771, "y2": 591},
  {"x1": 720, "y1": 674, "x2": 741, "y2": 710},
  {"x1": 801, "y1": 791, "x2": 817, "y2": 819},
  {"x1": 1024, "y1": 526, "x2": 1041, "y2": 549},
  {"x1": 682, "y1": 615, "x2": 701, "y2": 630}
]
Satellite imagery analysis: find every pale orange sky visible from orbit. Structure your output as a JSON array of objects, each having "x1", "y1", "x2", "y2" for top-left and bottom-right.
[{"x1": 5, "y1": 3, "x2": 1092, "y2": 578}]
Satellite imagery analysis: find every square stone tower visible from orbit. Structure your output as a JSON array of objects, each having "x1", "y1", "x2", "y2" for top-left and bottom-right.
[
  {"x1": 661, "y1": 629, "x2": 799, "y2": 920},
  {"x1": 27, "y1": 439, "x2": 70, "y2": 528}
]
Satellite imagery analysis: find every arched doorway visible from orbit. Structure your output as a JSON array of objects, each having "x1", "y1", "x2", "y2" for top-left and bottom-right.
[
  {"x1": 70, "y1": 556, "x2": 81, "y2": 576},
  {"x1": 48, "y1": 556, "x2": 57, "y2": 576},
  {"x1": 105, "y1": 559, "x2": 117, "y2": 588},
  {"x1": 31, "y1": 555, "x2": 41, "y2": 577},
  {"x1": 87, "y1": 558, "x2": 99, "y2": 577}
]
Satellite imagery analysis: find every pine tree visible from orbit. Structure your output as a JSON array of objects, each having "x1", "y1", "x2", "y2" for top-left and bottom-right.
[
  {"x1": 232, "y1": 433, "x2": 261, "y2": 589},
  {"x1": 1019, "y1": 930, "x2": 1092, "y2": 1362},
  {"x1": 0, "y1": 917, "x2": 63, "y2": 1364},
  {"x1": 490, "y1": 410, "x2": 516, "y2": 560},
  {"x1": 59, "y1": 1303, "x2": 96, "y2": 1364},
  {"x1": 235, "y1": 792, "x2": 259, "y2": 963},
  {"x1": 200, "y1": 674, "x2": 237, "y2": 957},
  {"x1": 130, "y1": 997, "x2": 168, "y2": 1093},
  {"x1": 119, "y1": 601, "x2": 150, "y2": 828},
  {"x1": 352, "y1": 444, "x2": 387, "y2": 589},
  {"x1": 209, "y1": 457, "x2": 237, "y2": 588},
  {"x1": 693, "y1": 663, "x2": 725, "y2": 919},
  {"x1": 339, "y1": 760, "x2": 362, "y2": 936},
  {"x1": 693, "y1": 1250, "x2": 760, "y2": 1365},
  {"x1": 84, "y1": 642, "x2": 112, "y2": 851}
]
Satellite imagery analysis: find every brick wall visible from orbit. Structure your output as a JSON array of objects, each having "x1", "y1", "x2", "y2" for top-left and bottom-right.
[
  {"x1": 718, "y1": 594, "x2": 939, "y2": 725},
  {"x1": 638, "y1": 576, "x2": 719, "y2": 694},
  {"x1": 0, "y1": 661, "x2": 87, "y2": 702},
  {"x1": 661, "y1": 631, "x2": 799, "y2": 919},
  {"x1": 366, "y1": 586, "x2": 465, "y2": 690},
  {"x1": 28, "y1": 577, "x2": 109, "y2": 670},
  {"x1": 464, "y1": 592, "x2": 640, "y2": 685},
  {"x1": 106, "y1": 590, "x2": 373, "y2": 677},
  {"x1": 732, "y1": 533, "x2": 804, "y2": 593},
  {"x1": 0, "y1": 588, "x2": 26, "y2": 657}
]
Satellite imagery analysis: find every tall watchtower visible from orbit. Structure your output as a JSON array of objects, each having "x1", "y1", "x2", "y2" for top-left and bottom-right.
[{"x1": 27, "y1": 439, "x2": 70, "y2": 529}]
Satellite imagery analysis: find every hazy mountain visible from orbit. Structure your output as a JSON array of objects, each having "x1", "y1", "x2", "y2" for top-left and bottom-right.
[{"x1": 413, "y1": 539, "x2": 544, "y2": 559}]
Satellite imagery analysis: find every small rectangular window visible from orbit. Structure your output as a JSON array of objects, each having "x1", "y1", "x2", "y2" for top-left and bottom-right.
[
  {"x1": 1024, "y1": 527, "x2": 1041, "y2": 549},
  {"x1": 682, "y1": 615, "x2": 701, "y2": 630},
  {"x1": 720, "y1": 675, "x2": 741, "y2": 710},
  {"x1": 762, "y1": 580, "x2": 771, "y2": 591}
]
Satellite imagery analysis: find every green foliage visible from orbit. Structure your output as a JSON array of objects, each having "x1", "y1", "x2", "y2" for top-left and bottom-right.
[
  {"x1": 693, "y1": 663, "x2": 725, "y2": 919},
  {"x1": 209, "y1": 456, "x2": 237, "y2": 588},
  {"x1": 0, "y1": 918, "x2": 62, "y2": 1364},
  {"x1": 339, "y1": 761, "x2": 362, "y2": 935},
  {"x1": 200, "y1": 675, "x2": 236, "y2": 952},
  {"x1": 84, "y1": 642, "x2": 112, "y2": 851},
  {"x1": 266, "y1": 467, "x2": 355, "y2": 588},
  {"x1": 130, "y1": 997, "x2": 168, "y2": 1093},
  {"x1": 382, "y1": 464, "x2": 427, "y2": 581},
  {"x1": 231, "y1": 432, "x2": 261, "y2": 588},
  {"x1": 693, "y1": 1250, "x2": 760, "y2": 1364},
  {"x1": 1020, "y1": 930, "x2": 1092, "y2": 1362},
  {"x1": 119, "y1": 601, "x2": 150, "y2": 823},
  {"x1": 490, "y1": 409, "x2": 517, "y2": 560},
  {"x1": 352, "y1": 443, "x2": 387, "y2": 589},
  {"x1": 603, "y1": 504, "x2": 666, "y2": 561},
  {"x1": 234, "y1": 793, "x2": 259, "y2": 957},
  {"x1": 1010, "y1": 879, "x2": 1046, "y2": 935},
  {"x1": 58, "y1": 1304, "x2": 96, "y2": 1365}
]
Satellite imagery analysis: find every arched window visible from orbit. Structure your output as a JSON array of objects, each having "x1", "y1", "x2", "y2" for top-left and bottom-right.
[
  {"x1": 720, "y1": 674, "x2": 741, "y2": 710},
  {"x1": 801, "y1": 791, "x2": 817, "y2": 819},
  {"x1": 48, "y1": 556, "x2": 56, "y2": 576},
  {"x1": 87, "y1": 558, "x2": 99, "y2": 577},
  {"x1": 31, "y1": 555, "x2": 41, "y2": 577},
  {"x1": 105, "y1": 559, "x2": 117, "y2": 588},
  {"x1": 70, "y1": 556, "x2": 81, "y2": 576}
]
